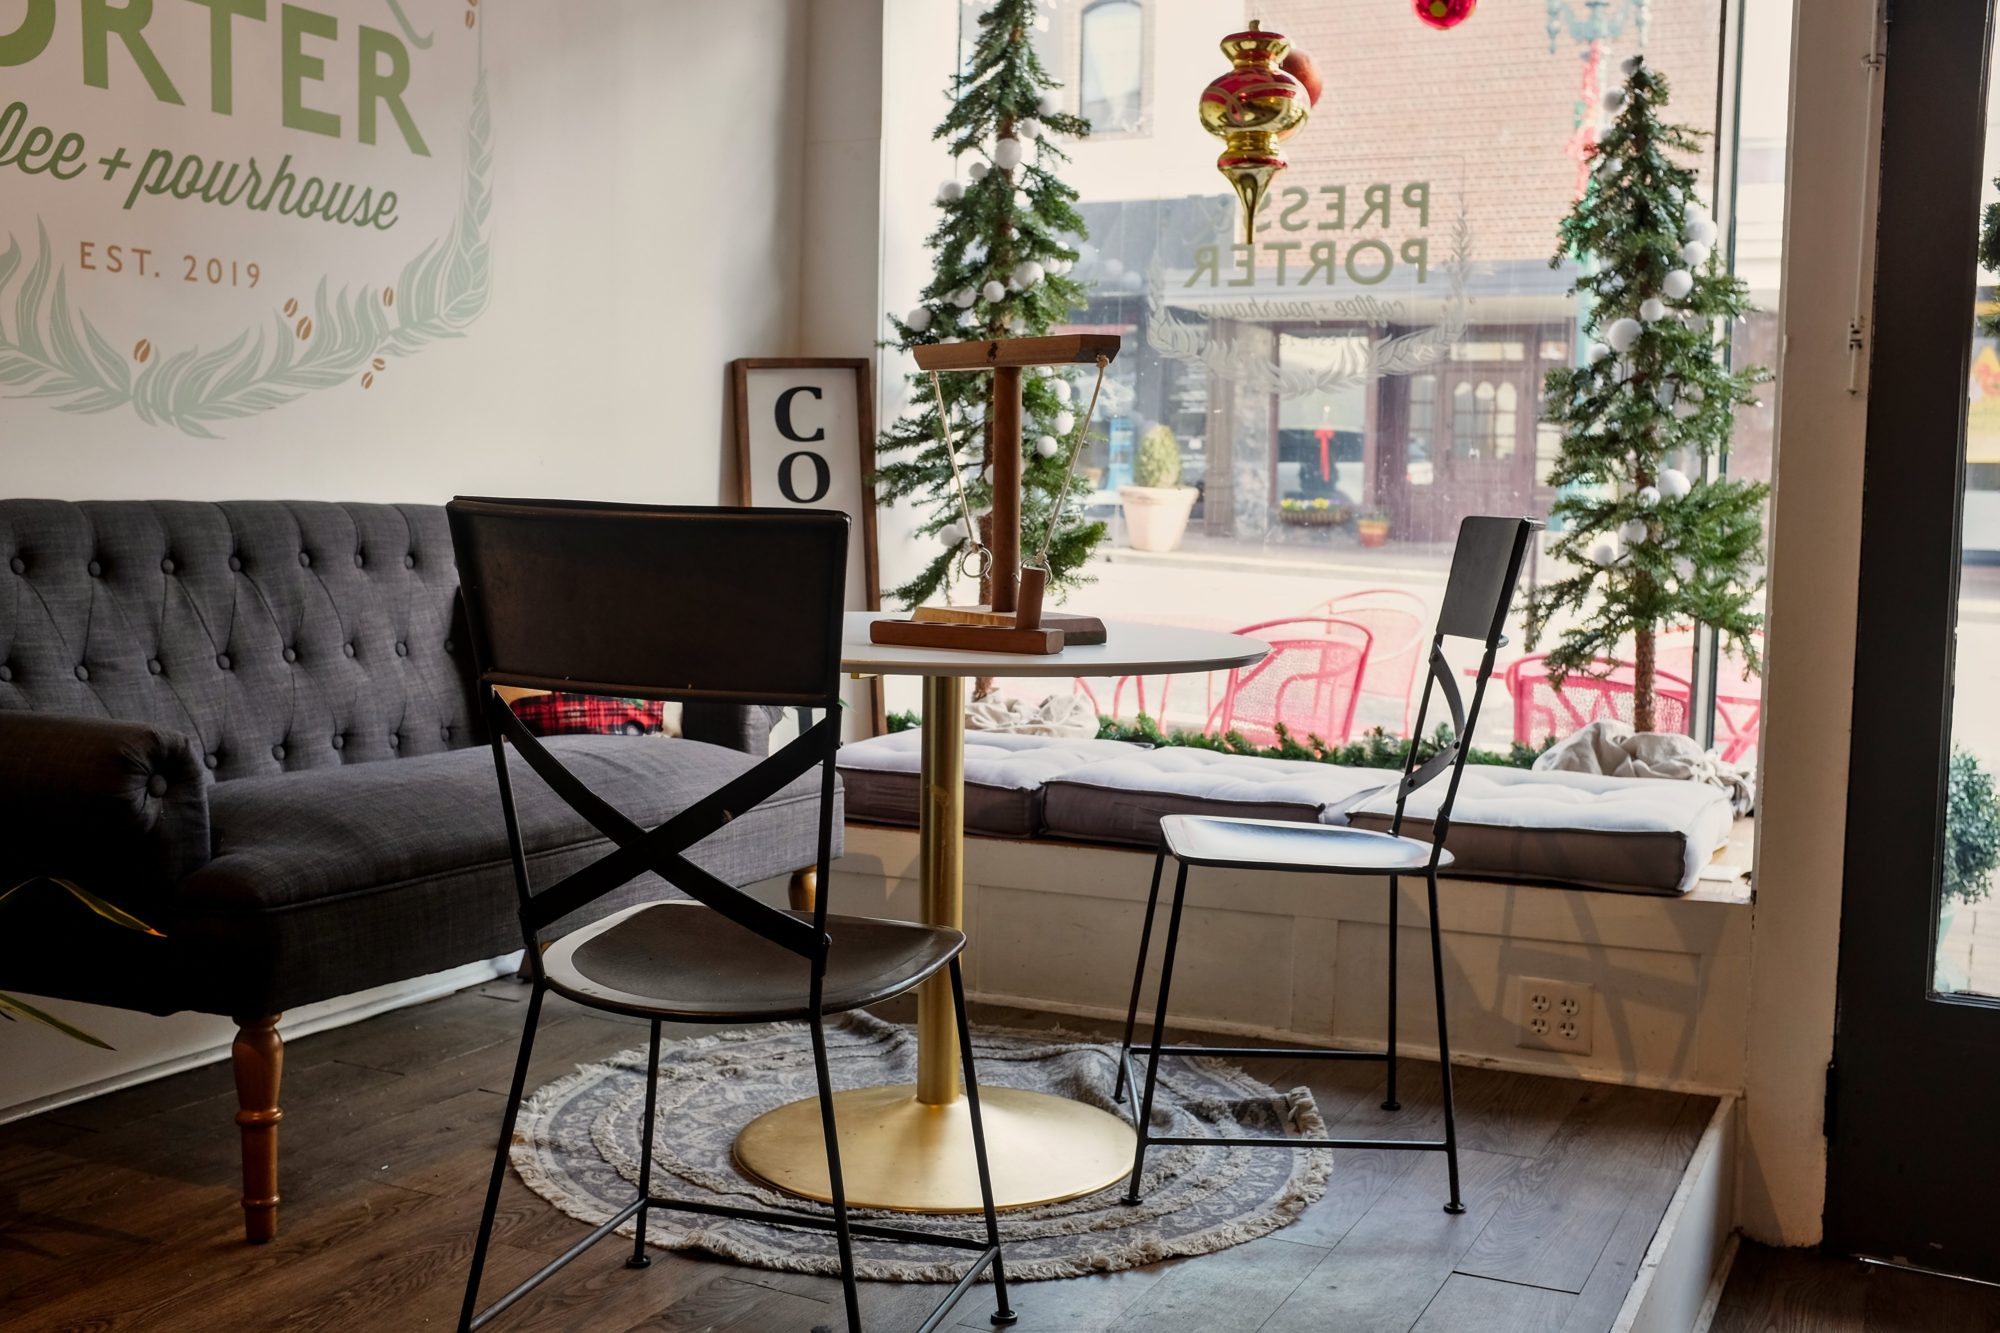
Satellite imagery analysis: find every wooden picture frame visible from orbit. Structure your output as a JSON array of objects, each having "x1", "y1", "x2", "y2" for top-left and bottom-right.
[{"x1": 730, "y1": 357, "x2": 884, "y2": 735}]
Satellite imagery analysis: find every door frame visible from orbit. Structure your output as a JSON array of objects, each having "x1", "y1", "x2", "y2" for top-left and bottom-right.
[{"x1": 1826, "y1": 0, "x2": 2000, "y2": 1279}]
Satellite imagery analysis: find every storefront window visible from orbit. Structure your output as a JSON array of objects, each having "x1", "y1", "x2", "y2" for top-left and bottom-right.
[{"x1": 887, "y1": 1, "x2": 1790, "y2": 767}]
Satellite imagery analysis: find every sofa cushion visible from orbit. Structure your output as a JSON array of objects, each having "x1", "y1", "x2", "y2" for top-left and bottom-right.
[
  {"x1": 1041, "y1": 747, "x2": 1393, "y2": 848},
  {"x1": 838, "y1": 730, "x2": 1134, "y2": 837},
  {"x1": 170, "y1": 734, "x2": 838, "y2": 1013},
  {"x1": 1346, "y1": 766, "x2": 1733, "y2": 895}
]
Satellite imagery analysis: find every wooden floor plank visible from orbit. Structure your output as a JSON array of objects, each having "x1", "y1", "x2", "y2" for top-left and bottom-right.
[
  {"x1": 1103, "y1": 1235, "x2": 1324, "y2": 1333},
  {"x1": 1409, "y1": 1272, "x2": 1576, "y2": 1332},
  {"x1": 1712, "y1": 1243, "x2": 2000, "y2": 1333},
  {"x1": 622, "y1": 1274, "x2": 834, "y2": 1331}
]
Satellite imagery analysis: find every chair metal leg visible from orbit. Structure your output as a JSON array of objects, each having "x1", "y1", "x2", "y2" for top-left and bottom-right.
[
  {"x1": 1114, "y1": 848, "x2": 1168, "y2": 1103},
  {"x1": 460, "y1": 984, "x2": 545, "y2": 1333},
  {"x1": 949, "y1": 959, "x2": 1017, "y2": 1327},
  {"x1": 809, "y1": 1009, "x2": 864, "y2": 1332},
  {"x1": 1122, "y1": 859, "x2": 1189, "y2": 1206},
  {"x1": 1384, "y1": 873, "x2": 1401, "y2": 1112},
  {"x1": 1425, "y1": 870, "x2": 1465, "y2": 1215},
  {"x1": 628, "y1": 1020, "x2": 662, "y2": 1269}
]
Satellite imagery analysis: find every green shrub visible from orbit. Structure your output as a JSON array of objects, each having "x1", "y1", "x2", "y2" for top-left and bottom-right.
[
  {"x1": 1946, "y1": 746, "x2": 2000, "y2": 906},
  {"x1": 1133, "y1": 424, "x2": 1182, "y2": 488},
  {"x1": 1094, "y1": 716, "x2": 1551, "y2": 771}
]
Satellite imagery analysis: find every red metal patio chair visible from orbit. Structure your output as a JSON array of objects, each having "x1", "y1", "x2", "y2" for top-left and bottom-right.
[
  {"x1": 1503, "y1": 653, "x2": 1695, "y2": 746},
  {"x1": 1206, "y1": 617, "x2": 1375, "y2": 746},
  {"x1": 1312, "y1": 588, "x2": 1430, "y2": 736}
]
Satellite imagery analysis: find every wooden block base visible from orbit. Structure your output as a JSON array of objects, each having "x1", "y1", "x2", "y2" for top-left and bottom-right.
[
  {"x1": 870, "y1": 619, "x2": 1065, "y2": 655},
  {"x1": 905, "y1": 606, "x2": 1107, "y2": 646}
]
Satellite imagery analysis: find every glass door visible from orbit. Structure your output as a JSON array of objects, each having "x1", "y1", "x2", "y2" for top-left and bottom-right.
[{"x1": 1826, "y1": 0, "x2": 2000, "y2": 1280}]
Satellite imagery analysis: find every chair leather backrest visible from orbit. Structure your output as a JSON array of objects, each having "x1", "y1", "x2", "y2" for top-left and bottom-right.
[
  {"x1": 0, "y1": 500, "x2": 477, "y2": 781},
  {"x1": 1436, "y1": 515, "x2": 1537, "y2": 645},
  {"x1": 447, "y1": 498, "x2": 848, "y2": 708}
]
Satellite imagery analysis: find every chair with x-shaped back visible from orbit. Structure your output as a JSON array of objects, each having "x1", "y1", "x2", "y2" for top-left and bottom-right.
[{"x1": 447, "y1": 498, "x2": 1013, "y2": 1333}]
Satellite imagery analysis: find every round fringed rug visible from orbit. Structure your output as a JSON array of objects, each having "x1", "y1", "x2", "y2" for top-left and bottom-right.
[{"x1": 512, "y1": 1012, "x2": 1331, "y2": 1281}]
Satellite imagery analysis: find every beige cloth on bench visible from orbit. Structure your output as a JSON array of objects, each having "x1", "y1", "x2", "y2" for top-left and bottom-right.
[{"x1": 1534, "y1": 719, "x2": 1755, "y2": 815}]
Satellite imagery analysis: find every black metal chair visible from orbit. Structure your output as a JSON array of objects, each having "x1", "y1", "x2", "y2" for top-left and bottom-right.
[
  {"x1": 1111, "y1": 515, "x2": 1539, "y2": 1216},
  {"x1": 447, "y1": 498, "x2": 1014, "y2": 1333}
]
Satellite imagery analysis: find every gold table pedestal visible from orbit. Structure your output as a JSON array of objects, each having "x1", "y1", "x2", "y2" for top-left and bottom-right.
[{"x1": 732, "y1": 675, "x2": 1138, "y2": 1212}]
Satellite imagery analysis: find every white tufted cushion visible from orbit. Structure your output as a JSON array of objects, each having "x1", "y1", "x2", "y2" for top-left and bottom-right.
[
  {"x1": 1041, "y1": 747, "x2": 1394, "y2": 847},
  {"x1": 1346, "y1": 766, "x2": 1734, "y2": 895},
  {"x1": 838, "y1": 730, "x2": 1136, "y2": 837}
]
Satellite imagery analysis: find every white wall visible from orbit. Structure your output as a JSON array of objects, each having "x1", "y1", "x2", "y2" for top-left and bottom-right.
[{"x1": 1, "y1": 0, "x2": 811, "y2": 504}]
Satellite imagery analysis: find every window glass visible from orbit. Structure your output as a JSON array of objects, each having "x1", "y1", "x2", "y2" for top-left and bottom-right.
[{"x1": 1080, "y1": 1, "x2": 1146, "y2": 134}]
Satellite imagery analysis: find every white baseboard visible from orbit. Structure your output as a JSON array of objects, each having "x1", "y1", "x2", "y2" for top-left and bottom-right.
[
  {"x1": 0, "y1": 952, "x2": 524, "y2": 1126},
  {"x1": 1614, "y1": 1094, "x2": 1741, "y2": 1333}
]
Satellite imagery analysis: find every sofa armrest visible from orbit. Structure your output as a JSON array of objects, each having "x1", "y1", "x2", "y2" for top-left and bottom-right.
[
  {"x1": 0, "y1": 713, "x2": 211, "y2": 895},
  {"x1": 680, "y1": 703, "x2": 785, "y2": 755}
]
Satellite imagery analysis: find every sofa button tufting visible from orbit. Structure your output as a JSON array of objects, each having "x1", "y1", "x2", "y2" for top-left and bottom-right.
[
  {"x1": 8, "y1": 557, "x2": 23, "y2": 575},
  {"x1": 343, "y1": 642, "x2": 356, "y2": 658},
  {"x1": 444, "y1": 639, "x2": 455, "y2": 653},
  {"x1": 74, "y1": 664, "x2": 89, "y2": 681},
  {"x1": 87, "y1": 560, "x2": 102, "y2": 577},
  {"x1": 147, "y1": 774, "x2": 168, "y2": 798},
  {"x1": 389, "y1": 734, "x2": 401, "y2": 749},
  {"x1": 147, "y1": 658, "x2": 162, "y2": 675},
  {"x1": 160, "y1": 557, "x2": 176, "y2": 575},
  {"x1": 217, "y1": 653, "x2": 232, "y2": 671},
  {"x1": 228, "y1": 555, "x2": 243, "y2": 572},
  {"x1": 0, "y1": 665, "x2": 12, "y2": 682},
  {"x1": 331, "y1": 735, "x2": 344, "y2": 751},
  {"x1": 441, "y1": 726, "x2": 451, "y2": 741},
  {"x1": 395, "y1": 641, "x2": 408, "y2": 657},
  {"x1": 404, "y1": 554, "x2": 416, "y2": 569},
  {"x1": 204, "y1": 753, "x2": 219, "y2": 770},
  {"x1": 282, "y1": 647, "x2": 298, "y2": 664},
  {"x1": 272, "y1": 744, "x2": 286, "y2": 761},
  {"x1": 298, "y1": 551, "x2": 311, "y2": 567},
  {"x1": 354, "y1": 551, "x2": 365, "y2": 568}
]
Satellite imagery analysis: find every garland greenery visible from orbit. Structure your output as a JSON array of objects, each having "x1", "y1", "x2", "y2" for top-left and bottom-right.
[{"x1": 0, "y1": 65, "x2": 492, "y2": 439}]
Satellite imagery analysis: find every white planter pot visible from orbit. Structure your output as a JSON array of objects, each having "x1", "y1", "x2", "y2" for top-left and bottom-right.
[{"x1": 1119, "y1": 485, "x2": 1199, "y2": 553}]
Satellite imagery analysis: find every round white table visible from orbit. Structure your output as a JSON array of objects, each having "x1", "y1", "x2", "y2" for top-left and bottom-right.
[{"x1": 733, "y1": 612, "x2": 1267, "y2": 1213}]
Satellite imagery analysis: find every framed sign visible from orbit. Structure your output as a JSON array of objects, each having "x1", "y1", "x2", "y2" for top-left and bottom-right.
[{"x1": 730, "y1": 357, "x2": 883, "y2": 734}]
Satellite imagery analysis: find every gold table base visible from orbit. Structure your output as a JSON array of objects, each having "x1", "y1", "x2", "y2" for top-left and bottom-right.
[{"x1": 733, "y1": 1083, "x2": 1136, "y2": 1213}]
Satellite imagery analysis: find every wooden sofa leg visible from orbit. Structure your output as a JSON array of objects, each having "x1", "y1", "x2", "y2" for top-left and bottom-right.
[
  {"x1": 231, "y1": 1014, "x2": 283, "y2": 1243},
  {"x1": 788, "y1": 867, "x2": 818, "y2": 913}
]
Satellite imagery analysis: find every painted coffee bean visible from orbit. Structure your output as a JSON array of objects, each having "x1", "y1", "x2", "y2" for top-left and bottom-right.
[
  {"x1": 362, "y1": 372, "x2": 375, "y2": 389},
  {"x1": 283, "y1": 297, "x2": 298, "y2": 317},
  {"x1": 296, "y1": 316, "x2": 313, "y2": 341},
  {"x1": 133, "y1": 339, "x2": 151, "y2": 363}
]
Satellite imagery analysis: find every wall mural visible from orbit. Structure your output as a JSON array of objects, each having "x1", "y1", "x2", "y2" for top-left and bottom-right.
[{"x1": 0, "y1": 0, "x2": 492, "y2": 438}]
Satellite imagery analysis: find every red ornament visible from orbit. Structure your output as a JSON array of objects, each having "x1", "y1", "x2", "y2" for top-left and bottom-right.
[
  {"x1": 1281, "y1": 47, "x2": 1324, "y2": 106},
  {"x1": 1414, "y1": 0, "x2": 1477, "y2": 30}
]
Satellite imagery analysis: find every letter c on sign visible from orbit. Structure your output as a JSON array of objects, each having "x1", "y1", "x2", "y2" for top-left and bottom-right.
[
  {"x1": 777, "y1": 451, "x2": 831, "y2": 504},
  {"x1": 775, "y1": 385, "x2": 826, "y2": 442}
]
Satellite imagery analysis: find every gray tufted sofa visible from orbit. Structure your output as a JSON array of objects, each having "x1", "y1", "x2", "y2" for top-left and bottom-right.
[{"x1": 0, "y1": 499, "x2": 837, "y2": 1241}]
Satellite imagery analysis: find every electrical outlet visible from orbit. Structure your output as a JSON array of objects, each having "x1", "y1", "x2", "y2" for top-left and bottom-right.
[{"x1": 1516, "y1": 977, "x2": 1594, "y2": 1054}]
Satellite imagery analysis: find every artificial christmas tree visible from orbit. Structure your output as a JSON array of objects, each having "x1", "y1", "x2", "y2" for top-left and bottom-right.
[
  {"x1": 875, "y1": 0, "x2": 1100, "y2": 611},
  {"x1": 1526, "y1": 54, "x2": 1770, "y2": 733}
]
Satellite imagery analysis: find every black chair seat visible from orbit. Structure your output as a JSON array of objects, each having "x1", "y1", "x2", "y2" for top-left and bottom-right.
[
  {"x1": 544, "y1": 901, "x2": 965, "y2": 1022},
  {"x1": 1160, "y1": 814, "x2": 1453, "y2": 874}
]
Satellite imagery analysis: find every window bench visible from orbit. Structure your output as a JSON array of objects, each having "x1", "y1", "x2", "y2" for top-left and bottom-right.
[{"x1": 821, "y1": 731, "x2": 1753, "y2": 1095}]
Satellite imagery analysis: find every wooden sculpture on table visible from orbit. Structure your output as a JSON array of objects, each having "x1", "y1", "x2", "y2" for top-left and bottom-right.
[{"x1": 870, "y1": 333, "x2": 1119, "y2": 655}]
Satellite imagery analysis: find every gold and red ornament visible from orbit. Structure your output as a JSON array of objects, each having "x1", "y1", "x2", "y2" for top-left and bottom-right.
[
  {"x1": 1199, "y1": 20, "x2": 1311, "y2": 246},
  {"x1": 1414, "y1": 0, "x2": 1478, "y2": 30}
]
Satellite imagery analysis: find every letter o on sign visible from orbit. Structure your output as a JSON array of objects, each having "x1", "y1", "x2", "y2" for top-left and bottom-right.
[{"x1": 777, "y1": 450, "x2": 831, "y2": 504}]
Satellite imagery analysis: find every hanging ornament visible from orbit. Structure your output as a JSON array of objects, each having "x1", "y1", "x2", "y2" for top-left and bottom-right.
[
  {"x1": 1637, "y1": 485, "x2": 1661, "y2": 507},
  {"x1": 967, "y1": 161, "x2": 990, "y2": 181},
  {"x1": 1621, "y1": 54, "x2": 1644, "y2": 76},
  {"x1": 1054, "y1": 409, "x2": 1077, "y2": 436},
  {"x1": 1683, "y1": 200, "x2": 1705, "y2": 223},
  {"x1": 905, "y1": 306, "x2": 933, "y2": 333},
  {"x1": 1606, "y1": 317, "x2": 1643, "y2": 352},
  {"x1": 1014, "y1": 189, "x2": 1033, "y2": 209},
  {"x1": 981, "y1": 280, "x2": 1007, "y2": 304},
  {"x1": 1013, "y1": 259, "x2": 1045, "y2": 288},
  {"x1": 1603, "y1": 87, "x2": 1627, "y2": 114},
  {"x1": 1281, "y1": 46, "x2": 1325, "y2": 105},
  {"x1": 1017, "y1": 118, "x2": 1042, "y2": 142},
  {"x1": 1619, "y1": 518, "x2": 1650, "y2": 545},
  {"x1": 938, "y1": 521, "x2": 966, "y2": 547},
  {"x1": 1673, "y1": 556, "x2": 1696, "y2": 581},
  {"x1": 993, "y1": 137, "x2": 1024, "y2": 170},
  {"x1": 1051, "y1": 379, "x2": 1074, "y2": 404},
  {"x1": 937, "y1": 179, "x2": 963, "y2": 203},
  {"x1": 1662, "y1": 269, "x2": 1694, "y2": 300},
  {"x1": 1596, "y1": 154, "x2": 1620, "y2": 176},
  {"x1": 952, "y1": 287, "x2": 977, "y2": 309},
  {"x1": 1639, "y1": 297, "x2": 1667, "y2": 322},
  {"x1": 1035, "y1": 435, "x2": 1060, "y2": 458},
  {"x1": 1413, "y1": 0, "x2": 1477, "y2": 30},
  {"x1": 1657, "y1": 468, "x2": 1692, "y2": 499},
  {"x1": 1200, "y1": 20, "x2": 1312, "y2": 244},
  {"x1": 1589, "y1": 540, "x2": 1620, "y2": 567},
  {"x1": 1681, "y1": 240, "x2": 1712, "y2": 267},
  {"x1": 1588, "y1": 341, "x2": 1612, "y2": 364}
]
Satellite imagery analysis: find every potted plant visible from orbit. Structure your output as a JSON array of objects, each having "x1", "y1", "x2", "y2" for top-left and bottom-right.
[
  {"x1": 1119, "y1": 424, "x2": 1199, "y2": 552},
  {"x1": 1357, "y1": 509, "x2": 1391, "y2": 547},
  {"x1": 1278, "y1": 496, "x2": 1351, "y2": 527},
  {"x1": 1940, "y1": 747, "x2": 2000, "y2": 991}
]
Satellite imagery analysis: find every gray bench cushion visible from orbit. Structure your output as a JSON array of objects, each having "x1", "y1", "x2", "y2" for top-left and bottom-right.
[
  {"x1": 1346, "y1": 766, "x2": 1733, "y2": 895},
  {"x1": 839, "y1": 731, "x2": 1132, "y2": 837},
  {"x1": 176, "y1": 734, "x2": 838, "y2": 1013},
  {"x1": 1041, "y1": 747, "x2": 1392, "y2": 848}
]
